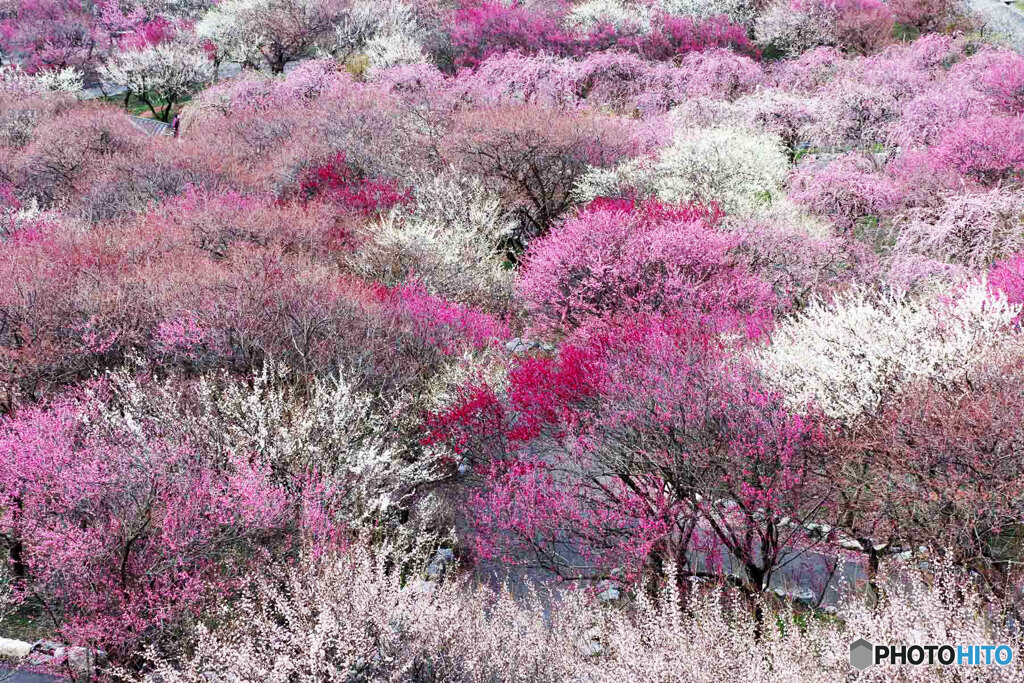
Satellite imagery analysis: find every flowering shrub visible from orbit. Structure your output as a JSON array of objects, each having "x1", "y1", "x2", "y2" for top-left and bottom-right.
[
  {"x1": 454, "y1": 49, "x2": 759, "y2": 116},
  {"x1": 0, "y1": 358, "x2": 446, "y2": 659},
  {"x1": 564, "y1": 0, "x2": 652, "y2": 34},
  {"x1": 98, "y1": 39, "x2": 214, "y2": 121},
  {"x1": 331, "y1": 0, "x2": 430, "y2": 72},
  {"x1": 825, "y1": 359, "x2": 1024, "y2": 588},
  {"x1": 892, "y1": 188, "x2": 1024, "y2": 269},
  {"x1": 441, "y1": 104, "x2": 637, "y2": 245},
  {"x1": 518, "y1": 198, "x2": 775, "y2": 339},
  {"x1": 425, "y1": 317, "x2": 829, "y2": 591},
  {"x1": 929, "y1": 114, "x2": 1024, "y2": 184},
  {"x1": 0, "y1": 0, "x2": 106, "y2": 76},
  {"x1": 194, "y1": 0, "x2": 345, "y2": 73},
  {"x1": 661, "y1": 0, "x2": 760, "y2": 25},
  {"x1": 889, "y1": 0, "x2": 966, "y2": 33},
  {"x1": 735, "y1": 217, "x2": 879, "y2": 309},
  {"x1": 377, "y1": 281, "x2": 509, "y2": 355},
  {"x1": 756, "y1": 0, "x2": 894, "y2": 56},
  {"x1": 989, "y1": 254, "x2": 1024, "y2": 317},
  {"x1": 978, "y1": 52, "x2": 1024, "y2": 115},
  {"x1": 0, "y1": 388, "x2": 311, "y2": 656},
  {"x1": 349, "y1": 174, "x2": 516, "y2": 313},
  {"x1": 676, "y1": 48, "x2": 763, "y2": 100},
  {"x1": 449, "y1": 1, "x2": 571, "y2": 70}
]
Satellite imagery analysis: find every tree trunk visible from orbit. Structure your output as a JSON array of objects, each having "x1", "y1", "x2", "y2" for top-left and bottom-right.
[{"x1": 859, "y1": 537, "x2": 881, "y2": 606}]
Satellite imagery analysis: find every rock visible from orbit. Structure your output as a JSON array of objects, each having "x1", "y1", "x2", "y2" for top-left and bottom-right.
[
  {"x1": 426, "y1": 548, "x2": 455, "y2": 579},
  {"x1": 805, "y1": 523, "x2": 832, "y2": 538},
  {"x1": 505, "y1": 337, "x2": 538, "y2": 354},
  {"x1": 578, "y1": 628, "x2": 603, "y2": 657},
  {"x1": 0, "y1": 637, "x2": 32, "y2": 659},
  {"x1": 67, "y1": 646, "x2": 108, "y2": 676},
  {"x1": 596, "y1": 580, "x2": 620, "y2": 602},
  {"x1": 772, "y1": 586, "x2": 817, "y2": 606},
  {"x1": 505, "y1": 338, "x2": 555, "y2": 355},
  {"x1": 26, "y1": 640, "x2": 107, "y2": 677},
  {"x1": 27, "y1": 639, "x2": 64, "y2": 666}
]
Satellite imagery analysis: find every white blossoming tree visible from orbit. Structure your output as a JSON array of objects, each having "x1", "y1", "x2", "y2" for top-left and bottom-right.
[
  {"x1": 755, "y1": 280, "x2": 1024, "y2": 422},
  {"x1": 350, "y1": 174, "x2": 515, "y2": 313},
  {"x1": 660, "y1": 0, "x2": 758, "y2": 26},
  {"x1": 564, "y1": 0, "x2": 653, "y2": 33},
  {"x1": 331, "y1": 0, "x2": 428, "y2": 72},
  {"x1": 99, "y1": 41, "x2": 214, "y2": 121},
  {"x1": 195, "y1": 0, "x2": 265, "y2": 70},
  {"x1": 576, "y1": 124, "x2": 791, "y2": 218},
  {"x1": 195, "y1": 0, "x2": 345, "y2": 74}
]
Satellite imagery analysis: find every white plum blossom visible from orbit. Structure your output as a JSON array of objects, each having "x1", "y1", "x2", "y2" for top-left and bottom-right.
[
  {"x1": 332, "y1": 0, "x2": 428, "y2": 70},
  {"x1": 143, "y1": 548, "x2": 1023, "y2": 683},
  {"x1": 33, "y1": 66, "x2": 85, "y2": 93},
  {"x1": 0, "y1": 65, "x2": 83, "y2": 95},
  {"x1": 755, "y1": 279, "x2": 1024, "y2": 422},
  {"x1": 99, "y1": 41, "x2": 214, "y2": 120},
  {"x1": 659, "y1": 0, "x2": 758, "y2": 25},
  {"x1": 364, "y1": 32, "x2": 429, "y2": 70},
  {"x1": 564, "y1": 0, "x2": 653, "y2": 33},
  {"x1": 195, "y1": 0, "x2": 343, "y2": 73},
  {"x1": 576, "y1": 124, "x2": 791, "y2": 218},
  {"x1": 350, "y1": 174, "x2": 515, "y2": 312},
  {"x1": 195, "y1": 0, "x2": 265, "y2": 67}
]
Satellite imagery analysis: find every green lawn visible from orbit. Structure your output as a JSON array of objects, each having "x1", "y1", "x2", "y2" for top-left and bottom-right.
[{"x1": 99, "y1": 92, "x2": 193, "y2": 122}]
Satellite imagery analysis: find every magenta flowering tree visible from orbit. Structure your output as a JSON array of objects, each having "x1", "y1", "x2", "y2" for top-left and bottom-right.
[
  {"x1": 297, "y1": 151, "x2": 413, "y2": 215},
  {"x1": 978, "y1": 52, "x2": 1024, "y2": 116},
  {"x1": 990, "y1": 254, "x2": 1024, "y2": 322},
  {"x1": 0, "y1": 0, "x2": 177, "y2": 78},
  {"x1": 788, "y1": 153, "x2": 903, "y2": 237},
  {"x1": 376, "y1": 281, "x2": 510, "y2": 356},
  {"x1": 517, "y1": 198, "x2": 775, "y2": 339},
  {"x1": 0, "y1": 0, "x2": 99, "y2": 75},
  {"x1": 621, "y1": 12, "x2": 757, "y2": 61},
  {"x1": 929, "y1": 114, "x2": 1024, "y2": 185},
  {"x1": 0, "y1": 390, "x2": 341, "y2": 659},
  {"x1": 424, "y1": 316, "x2": 831, "y2": 597},
  {"x1": 449, "y1": 1, "x2": 573, "y2": 70}
]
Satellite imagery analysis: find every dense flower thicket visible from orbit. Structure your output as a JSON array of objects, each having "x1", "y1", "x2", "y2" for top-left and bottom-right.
[
  {"x1": 140, "y1": 543, "x2": 1024, "y2": 683},
  {"x1": 1, "y1": 0, "x2": 1024, "y2": 678}
]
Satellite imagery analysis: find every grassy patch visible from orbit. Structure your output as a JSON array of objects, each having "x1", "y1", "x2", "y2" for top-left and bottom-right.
[
  {"x1": 99, "y1": 92, "x2": 193, "y2": 121},
  {"x1": 1, "y1": 595, "x2": 56, "y2": 644}
]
